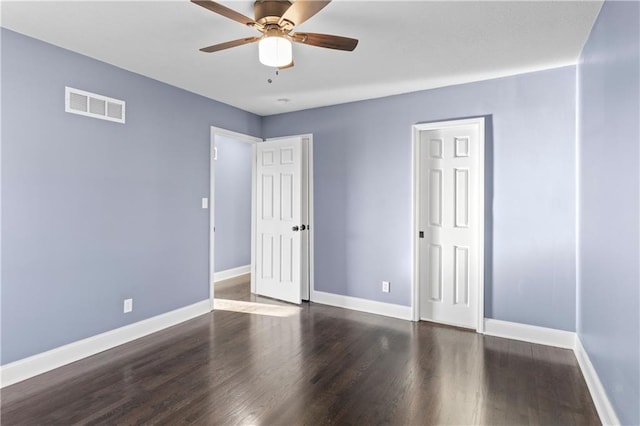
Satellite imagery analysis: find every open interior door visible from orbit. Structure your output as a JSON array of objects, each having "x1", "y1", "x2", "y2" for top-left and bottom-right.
[{"x1": 255, "y1": 137, "x2": 303, "y2": 304}]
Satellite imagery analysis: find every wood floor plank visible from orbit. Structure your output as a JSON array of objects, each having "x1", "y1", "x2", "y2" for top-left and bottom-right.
[{"x1": 1, "y1": 280, "x2": 600, "y2": 425}]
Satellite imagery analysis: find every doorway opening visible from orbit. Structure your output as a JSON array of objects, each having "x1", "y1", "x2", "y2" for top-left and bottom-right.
[
  {"x1": 209, "y1": 128, "x2": 313, "y2": 309},
  {"x1": 412, "y1": 118, "x2": 485, "y2": 332},
  {"x1": 209, "y1": 127, "x2": 261, "y2": 309}
]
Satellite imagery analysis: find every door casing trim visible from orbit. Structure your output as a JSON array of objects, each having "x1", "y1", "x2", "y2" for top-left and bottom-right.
[{"x1": 411, "y1": 117, "x2": 485, "y2": 333}]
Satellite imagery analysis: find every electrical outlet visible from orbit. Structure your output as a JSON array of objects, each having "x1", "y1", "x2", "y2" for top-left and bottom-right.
[
  {"x1": 382, "y1": 281, "x2": 390, "y2": 293},
  {"x1": 202, "y1": 197, "x2": 209, "y2": 209},
  {"x1": 124, "y1": 298, "x2": 133, "y2": 313}
]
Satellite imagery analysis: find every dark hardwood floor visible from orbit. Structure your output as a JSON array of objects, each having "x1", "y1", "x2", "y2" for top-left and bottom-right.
[{"x1": 1, "y1": 279, "x2": 599, "y2": 425}]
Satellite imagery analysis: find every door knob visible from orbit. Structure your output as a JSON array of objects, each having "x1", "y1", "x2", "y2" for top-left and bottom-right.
[
  {"x1": 300, "y1": 225, "x2": 306, "y2": 231},
  {"x1": 292, "y1": 226, "x2": 299, "y2": 232}
]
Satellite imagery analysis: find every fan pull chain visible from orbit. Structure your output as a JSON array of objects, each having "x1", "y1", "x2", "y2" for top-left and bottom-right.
[{"x1": 267, "y1": 69, "x2": 279, "y2": 84}]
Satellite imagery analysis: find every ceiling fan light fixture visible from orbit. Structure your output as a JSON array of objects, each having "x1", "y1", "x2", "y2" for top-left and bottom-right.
[{"x1": 258, "y1": 35, "x2": 292, "y2": 68}]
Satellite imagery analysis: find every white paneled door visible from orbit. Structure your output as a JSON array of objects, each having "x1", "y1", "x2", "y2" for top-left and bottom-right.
[
  {"x1": 417, "y1": 119, "x2": 483, "y2": 329},
  {"x1": 256, "y1": 137, "x2": 303, "y2": 304}
]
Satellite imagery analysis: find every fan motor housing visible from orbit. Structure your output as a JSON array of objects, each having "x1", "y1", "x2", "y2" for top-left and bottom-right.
[{"x1": 254, "y1": 0, "x2": 292, "y2": 25}]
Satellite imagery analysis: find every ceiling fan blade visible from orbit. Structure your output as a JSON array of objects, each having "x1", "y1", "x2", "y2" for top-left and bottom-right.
[
  {"x1": 200, "y1": 36, "x2": 261, "y2": 53},
  {"x1": 192, "y1": 0, "x2": 258, "y2": 27},
  {"x1": 292, "y1": 32, "x2": 358, "y2": 51},
  {"x1": 279, "y1": 0, "x2": 331, "y2": 27}
]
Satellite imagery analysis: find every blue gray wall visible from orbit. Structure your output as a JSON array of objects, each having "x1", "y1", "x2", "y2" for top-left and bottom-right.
[
  {"x1": 214, "y1": 136, "x2": 252, "y2": 272},
  {"x1": 577, "y1": 1, "x2": 639, "y2": 424},
  {"x1": 0, "y1": 29, "x2": 261, "y2": 364},
  {"x1": 263, "y1": 67, "x2": 578, "y2": 331}
]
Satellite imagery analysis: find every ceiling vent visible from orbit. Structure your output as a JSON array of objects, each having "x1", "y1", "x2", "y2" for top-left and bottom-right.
[{"x1": 65, "y1": 87, "x2": 125, "y2": 124}]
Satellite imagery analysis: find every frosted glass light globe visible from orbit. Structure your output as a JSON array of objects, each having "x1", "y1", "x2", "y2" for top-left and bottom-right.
[{"x1": 259, "y1": 36, "x2": 293, "y2": 68}]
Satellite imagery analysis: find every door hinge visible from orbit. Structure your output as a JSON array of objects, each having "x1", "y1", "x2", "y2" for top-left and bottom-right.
[
  {"x1": 213, "y1": 146, "x2": 218, "y2": 160},
  {"x1": 419, "y1": 231, "x2": 424, "y2": 238}
]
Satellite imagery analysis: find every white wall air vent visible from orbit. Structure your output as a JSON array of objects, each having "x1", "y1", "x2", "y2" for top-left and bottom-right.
[{"x1": 65, "y1": 87, "x2": 125, "y2": 123}]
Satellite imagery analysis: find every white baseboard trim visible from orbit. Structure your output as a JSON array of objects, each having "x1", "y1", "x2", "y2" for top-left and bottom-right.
[
  {"x1": 310, "y1": 290, "x2": 412, "y2": 321},
  {"x1": 214, "y1": 265, "x2": 251, "y2": 282},
  {"x1": 483, "y1": 318, "x2": 576, "y2": 349},
  {"x1": 0, "y1": 299, "x2": 210, "y2": 388},
  {"x1": 574, "y1": 337, "x2": 620, "y2": 425},
  {"x1": 482, "y1": 319, "x2": 618, "y2": 425}
]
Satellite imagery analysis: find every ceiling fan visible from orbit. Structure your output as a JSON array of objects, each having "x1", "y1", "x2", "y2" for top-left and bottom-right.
[{"x1": 192, "y1": 0, "x2": 359, "y2": 69}]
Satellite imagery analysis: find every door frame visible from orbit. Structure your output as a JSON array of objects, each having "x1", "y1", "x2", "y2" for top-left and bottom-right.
[
  {"x1": 209, "y1": 128, "x2": 314, "y2": 308},
  {"x1": 411, "y1": 118, "x2": 485, "y2": 333},
  {"x1": 209, "y1": 127, "x2": 262, "y2": 310},
  {"x1": 261, "y1": 134, "x2": 315, "y2": 301}
]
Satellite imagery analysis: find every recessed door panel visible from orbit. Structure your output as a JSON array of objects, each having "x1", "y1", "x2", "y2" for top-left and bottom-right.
[
  {"x1": 454, "y1": 246, "x2": 469, "y2": 305},
  {"x1": 280, "y1": 148, "x2": 294, "y2": 164},
  {"x1": 262, "y1": 150, "x2": 275, "y2": 166},
  {"x1": 455, "y1": 137, "x2": 470, "y2": 157},
  {"x1": 280, "y1": 173, "x2": 294, "y2": 221},
  {"x1": 280, "y1": 235, "x2": 293, "y2": 283},
  {"x1": 429, "y1": 244, "x2": 442, "y2": 302},
  {"x1": 262, "y1": 175, "x2": 274, "y2": 220},
  {"x1": 430, "y1": 139, "x2": 443, "y2": 158},
  {"x1": 429, "y1": 170, "x2": 442, "y2": 227},
  {"x1": 261, "y1": 234, "x2": 274, "y2": 279},
  {"x1": 455, "y1": 168, "x2": 469, "y2": 228}
]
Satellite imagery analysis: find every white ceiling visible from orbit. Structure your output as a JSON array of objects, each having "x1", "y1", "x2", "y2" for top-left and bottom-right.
[{"x1": 1, "y1": 0, "x2": 602, "y2": 116}]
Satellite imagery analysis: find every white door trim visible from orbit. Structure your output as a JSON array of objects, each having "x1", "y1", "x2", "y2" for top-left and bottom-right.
[
  {"x1": 209, "y1": 127, "x2": 262, "y2": 310},
  {"x1": 411, "y1": 117, "x2": 485, "y2": 333},
  {"x1": 263, "y1": 134, "x2": 314, "y2": 301}
]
